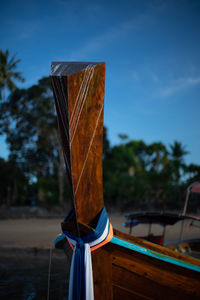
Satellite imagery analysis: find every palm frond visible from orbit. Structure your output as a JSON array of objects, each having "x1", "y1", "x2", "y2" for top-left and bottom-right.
[
  {"x1": 7, "y1": 78, "x2": 17, "y2": 92},
  {"x1": 0, "y1": 49, "x2": 25, "y2": 100},
  {"x1": 8, "y1": 71, "x2": 25, "y2": 82},
  {"x1": 8, "y1": 57, "x2": 21, "y2": 71}
]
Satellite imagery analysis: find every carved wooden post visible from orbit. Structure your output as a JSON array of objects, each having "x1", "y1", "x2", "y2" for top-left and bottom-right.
[{"x1": 51, "y1": 62, "x2": 105, "y2": 231}]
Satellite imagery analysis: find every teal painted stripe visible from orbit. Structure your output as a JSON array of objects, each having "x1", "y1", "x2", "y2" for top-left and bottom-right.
[{"x1": 111, "y1": 237, "x2": 200, "y2": 273}]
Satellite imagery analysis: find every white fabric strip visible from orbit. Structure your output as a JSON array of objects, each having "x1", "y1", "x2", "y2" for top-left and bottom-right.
[
  {"x1": 67, "y1": 219, "x2": 110, "y2": 300},
  {"x1": 88, "y1": 219, "x2": 109, "y2": 248},
  {"x1": 84, "y1": 244, "x2": 94, "y2": 300}
]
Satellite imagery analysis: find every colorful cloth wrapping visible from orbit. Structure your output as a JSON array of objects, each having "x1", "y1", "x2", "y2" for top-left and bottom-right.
[{"x1": 62, "y1": 207, "x2": 113, "y2": 300}]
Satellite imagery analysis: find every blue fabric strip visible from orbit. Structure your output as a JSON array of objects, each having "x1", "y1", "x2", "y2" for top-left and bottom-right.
[
  {"x1": 63, "y1": 207, "x2": 110, "y2": 300},
  {"x1": 62, "y1": 207, "x2": 109, "y2": 244},
  {"x1": 72, "y1": 242, "x2": 85, "y2": 300},
  {"x1": 111, "y1": 237, "x2": 200, "y2": 273}
]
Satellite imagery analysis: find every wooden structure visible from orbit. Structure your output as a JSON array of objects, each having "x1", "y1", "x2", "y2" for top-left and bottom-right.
[{"x1": 51, "y1": 62, "x2": 200, "y2": 299}]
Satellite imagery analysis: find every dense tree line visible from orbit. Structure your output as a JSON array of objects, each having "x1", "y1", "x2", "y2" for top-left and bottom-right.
[
  {"x1": 103, "y1": 136, "x2": 200, "y2": 211},
  {"x1": 0, "y1": 49, "x2": 199, "y2": 211}
]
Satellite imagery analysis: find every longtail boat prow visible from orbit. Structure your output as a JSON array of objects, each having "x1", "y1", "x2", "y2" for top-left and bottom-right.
[{"x1": 51, "y1": 62, "x2": 200, "y2": 300}]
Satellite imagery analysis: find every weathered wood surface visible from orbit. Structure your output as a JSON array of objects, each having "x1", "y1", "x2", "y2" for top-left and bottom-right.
[
  {"x1": 51, "y1": 62, "x2": 105, "y2": 230},
  {"x1": 92, "y1": 233, "x2": 200, "y2": 299},
  {"x1": 92, "y1": 248, "x2": 113, "y2": 299}
]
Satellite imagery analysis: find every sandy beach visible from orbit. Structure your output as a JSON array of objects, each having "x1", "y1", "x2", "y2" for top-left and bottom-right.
[
  {"x1": 0, "y1": 214, "x2": 199, "y2": 249},
  {"x1": 0, "y1": 215, "x2": 199, "y2": 299}
]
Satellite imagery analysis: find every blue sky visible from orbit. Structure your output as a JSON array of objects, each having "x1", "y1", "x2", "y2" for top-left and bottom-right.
[{"x1": 0, "y1": 0, "x2": 200, "y2": 165}]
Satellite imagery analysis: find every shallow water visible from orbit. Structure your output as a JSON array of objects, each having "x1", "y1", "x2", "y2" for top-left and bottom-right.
[{"x1": 0, "y1": 249, "x2": 70, "y2": 300}]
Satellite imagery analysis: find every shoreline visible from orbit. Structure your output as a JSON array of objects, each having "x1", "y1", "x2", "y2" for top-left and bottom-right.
[{"x1": 0, "y1": 216, "x2": 199, "y2": 250}]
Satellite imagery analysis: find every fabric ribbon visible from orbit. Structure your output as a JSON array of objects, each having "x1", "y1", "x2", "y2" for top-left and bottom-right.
[{"x1": 62, "y1": 207, "x2": 113, "y2": 300}]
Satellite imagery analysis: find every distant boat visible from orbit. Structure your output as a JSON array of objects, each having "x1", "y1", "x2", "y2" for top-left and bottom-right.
[
  {"x1": 51, "y1": 62, "x2": 200, "y2": 299},
  {"x1": 124, "y1": 210, "x2": 200, "y2": 257},
  {"x1": 124, "y1": 211, "x2": 199, "y2": 244}
]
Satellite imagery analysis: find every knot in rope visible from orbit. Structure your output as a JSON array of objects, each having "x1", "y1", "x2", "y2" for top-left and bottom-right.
[
  {"x1": 76, "y1": 238, "x2": 84, "y2": 248},
  {"x1": 62, "y1": 207, "x2": 113, "y2": 300}
]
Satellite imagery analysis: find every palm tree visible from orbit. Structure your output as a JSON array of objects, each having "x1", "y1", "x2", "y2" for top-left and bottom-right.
[
  {"x1": 148, "y1": 142, "x2": 169, "y2": 172},
  {"x1": 170, "y1": 141, "x2": 188, "y2": 183},
  {"x1": 185, "y1": 163, "x2": 200, "y2": 182},
  {"x1": 0, "y1": 49, "x2": 24, "y2": 102}
]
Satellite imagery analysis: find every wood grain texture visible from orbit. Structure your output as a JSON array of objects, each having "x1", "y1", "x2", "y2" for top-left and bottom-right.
[
  {"x1": 51, "y1": 62, "x2": 105, "y2": 228},
  {"x1": 68, "y1": 64, "x2": 105, "y2": 226},
  {"x1": 103, "y1": 239, "x2": 200, "y2": 299},
  {"x1": 92, "y1": 248, "x2": 113, "y2": 300},
  {"x1": 92, "y1": 231, "x2": 200, "y2": 300}
]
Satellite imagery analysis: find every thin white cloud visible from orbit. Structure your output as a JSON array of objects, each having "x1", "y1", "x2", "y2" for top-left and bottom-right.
[
  {"x1": 69, "y1": 13, "x2": 152, "y2": 60},
  {"x1": 160, "y1": 77, "x2": 200, "y2": 97},
  {"x1": 68, "y1": 1, "x2": 167, "y2": 60}
]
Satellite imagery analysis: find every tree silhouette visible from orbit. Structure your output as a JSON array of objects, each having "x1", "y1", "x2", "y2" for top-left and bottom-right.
[
  {"x1": 148, "y1": 142, "x2": 169, "y2": 172},
  {"x1": 170, "y1": 141, "x2": 188, "y2": 183},
  {"x1": 2, "y1": 77, "x2": 66, "y2": 205},
  {"x1": 0, "y1": 49, "x2": 24, "y2": 102}
]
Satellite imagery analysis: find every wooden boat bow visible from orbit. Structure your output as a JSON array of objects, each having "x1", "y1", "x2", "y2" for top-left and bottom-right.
[
  {"x1": 51, "y1": 62, "x2": 200, "y2": 300},
  {"x1": 51, "y1": 62, "x2": 105, "y2": 235}
]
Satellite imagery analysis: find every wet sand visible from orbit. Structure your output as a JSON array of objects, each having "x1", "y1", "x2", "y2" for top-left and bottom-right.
[
  {"x1": 0, "y1": 217, "x2": 72, "y2": 299},
  {"x1": 0, "y1": 250, "x2": 69, "y2": 300}
]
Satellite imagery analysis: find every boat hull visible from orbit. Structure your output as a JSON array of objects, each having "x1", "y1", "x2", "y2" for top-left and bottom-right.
[{"x1": 92, "y1": 230, "x2": 200, "y2": 299}]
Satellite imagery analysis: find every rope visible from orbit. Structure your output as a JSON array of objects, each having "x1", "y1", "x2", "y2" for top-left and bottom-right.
[{"x1": 47, "y1": 245, "x2": 53, "y2": 300}]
